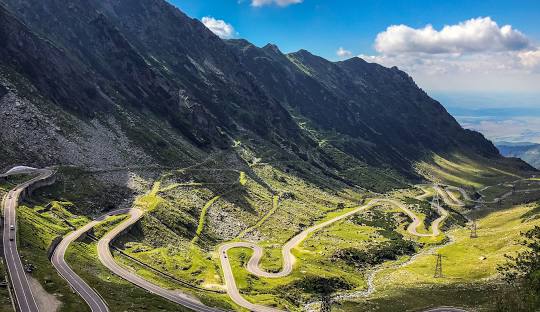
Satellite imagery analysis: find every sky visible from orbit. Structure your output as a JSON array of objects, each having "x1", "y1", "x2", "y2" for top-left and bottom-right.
[{"x1": 170, "y1": 0, "x2": 540, "y2": 143}]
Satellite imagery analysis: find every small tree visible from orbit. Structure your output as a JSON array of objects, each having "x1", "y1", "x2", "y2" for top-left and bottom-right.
[
  {"x1": 292, "y1": 276, "x2": 352, "y2": 312},
  {"x1": 497, "y1": 226, "x2": 540, "y2": 311}
]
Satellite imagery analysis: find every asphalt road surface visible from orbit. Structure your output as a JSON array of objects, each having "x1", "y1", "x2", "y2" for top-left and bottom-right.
[
  {"x1": 2, "y1": 168, "x2": 53, "y2": 312},
  {"x1": 50, "y1": 209, "x2": 132, "y2": 312},
  {"x1": 445, "y1": 177, "x2": 540, "y2": 205},
  {"x1": 219, "y1": 194, "x2": 451, "y2": 312},
  {"x1": 96, "y1": 207, "x2": 224, "y2": 312}
]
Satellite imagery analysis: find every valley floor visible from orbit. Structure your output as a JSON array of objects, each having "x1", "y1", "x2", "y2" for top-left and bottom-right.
[{"x1": 2, "y1": 153, "x2": 539, "y2": 312}]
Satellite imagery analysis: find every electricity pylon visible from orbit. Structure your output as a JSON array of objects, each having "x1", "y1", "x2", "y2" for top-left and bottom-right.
[
  {"x1": 470, "y1": 219, "x2": 478, "y2": 238},
  {"x1": 432, "y1": 192, "x2": 440, "y2": 211},
  {"x1": 434, "y1": 254, "x2": 444, "y2": 278}
]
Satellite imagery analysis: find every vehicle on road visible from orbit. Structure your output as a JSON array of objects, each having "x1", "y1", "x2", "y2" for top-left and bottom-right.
[
  {"x1": 9, "y1": 237, "x2": 14, "y2": 241},
  {"x1": 10, "y1": 225, "x2": 14, "y2": 231}
]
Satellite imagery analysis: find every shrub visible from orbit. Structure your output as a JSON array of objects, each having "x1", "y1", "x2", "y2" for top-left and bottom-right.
[
  {"x1": 334, "y1": 239, "x2": 416, "y2": 268},
  {"x1": 496, "y1": 226, "x2": 540, "y2": 311}
]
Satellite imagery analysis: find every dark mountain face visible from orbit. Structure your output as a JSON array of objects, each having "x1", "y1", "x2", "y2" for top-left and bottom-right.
[
  {"x1": 0, "y1": 0, "x2": 516, "y2": 186},
  {"x1": 1, "y1": 0, "x2": 306, "y2": 149},
  {"x1": 226, "y1": 40, "x2": 500, "y2": 169}
]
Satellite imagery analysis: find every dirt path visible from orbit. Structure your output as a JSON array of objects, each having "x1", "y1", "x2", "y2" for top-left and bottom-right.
[{"x1": 27, "y1": 276, "x2": 61, "y2": 312}]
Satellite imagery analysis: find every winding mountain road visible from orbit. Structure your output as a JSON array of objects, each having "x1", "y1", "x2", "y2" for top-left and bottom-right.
[
  {"x1": 96, "y1": 207, "x2": 224, "y2": 312},
  {"x1": 219, "y1": 196, "x2": 450, "y2": 312},
  {"x1": 444, "y1": 177, "x2": 540, "y2": 206},
  {"x1": 56, "y1": 176, "x2": 501, "y2": 312},
  {"x1": 2, "y1": 167, "x2": 54, "y2": 312},
  {"x1": 50, "y1": 209, "x2": 133, "y2": 312},
  {"x1": 0, "y1": 164, "x2": 483, "y2": 312},
  {"x1": 434, "y1": 186, "x2": 465, "y2": 207}
]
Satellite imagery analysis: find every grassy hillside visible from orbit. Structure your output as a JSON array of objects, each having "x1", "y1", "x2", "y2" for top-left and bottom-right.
[
  {"x1": 0, "y1": 0, "x2": 538, "y2": 310},
  {"x1": 1, "y1": 150, "x2": 537, "y2": 311},
  {"x1": 66, "y1": 237, "x2": 209, "y2": 311},
  {"x1": 416, "y1": 153, "x2": 526, "y2": 188},
  {"x1": 16, "y1": 201, "x2": 92, "y2": 312},
  {"x1": 339, "y1": 201, "x2": 540, "y2": 312},
  {"x1": 107, "y1": 152, "x2": 533, "y2": 310}
]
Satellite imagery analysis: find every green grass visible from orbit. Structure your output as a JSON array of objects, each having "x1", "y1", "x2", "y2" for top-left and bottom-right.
[
  {"x1": 0, "y1": 259, "x2": 14, "y2": 312},
  {"x1": 192, "y1": 195, "x2": 223, "y2": 244},
  {"x1": 124, "y1": 241, "x2": 225, "y2": 289},
  {"x1": 378, "y1": 204, "x2": 540, "y2": 284},
  {"x1": 340, "y1": 203, "x2": 540, "y2": 311},
  {"x1": 112, "y1": 248, "x2": 234, "y2": 310},
  {"x1": 239, "y1": 171, "x2": 247, "y2": 186},
  {"x1": 14, "y1": 152, "x2": 528, "y2": 312},
  {"x1": 17, "y1": 204, "x2": 90, "y2": 312},
  {"x1": 417, "y1": 153, "x2": 525, "y2": 188},
  {"x1": 93, "y1": 214, "x2": 128, "y2": 238},
  {"x1": 337, "y1": 283, "x2": 504, "y2": 312},
  {"x1": 66, "y1": 240, "x2": 191, "y2": 312},
  {"x1": 227, "y1": 247, "x2": 296, "y2": 311},
  {"x1": 135, "y1": 181, "x2": 164, "y2": 212},
  {"x1": 447, "y1": 189, "x2": 462, "y2": 200}
]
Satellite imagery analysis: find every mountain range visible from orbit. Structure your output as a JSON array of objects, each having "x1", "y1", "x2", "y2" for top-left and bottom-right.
[{"x1": 0, "y1": 0, "x2": 533, "y2": 190}]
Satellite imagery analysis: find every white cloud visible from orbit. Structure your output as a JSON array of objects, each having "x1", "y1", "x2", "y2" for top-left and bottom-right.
[
  {"x1": 251, "y1": 0, "x2": 303, "y2": 7},
  {"x1": 360, "y1": 17, "x2": 540, "y2": 93},
  {"x1": 519, "y1": 49, "x2": 540, "y2": 70},
  {"x1": 375, "y1": 17, "x2": 530, "y2": 55},
  {"x1": 202, "y1": 17, "x2": 236, "y2": 39},
  {"x1": 359, "y1": 51, "x2": 540, "y2": 92},
  {"x1": 336, "y1": 47, "x2": 352, "y2": 58}
]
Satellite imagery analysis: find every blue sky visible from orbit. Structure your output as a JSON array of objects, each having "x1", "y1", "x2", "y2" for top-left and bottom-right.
[
  {"x1": 172, "y1": 0, "x2": 540, "y2": 59},
  {"x1": 171, "y1": 0, "x2": 540, "y2": 143}
]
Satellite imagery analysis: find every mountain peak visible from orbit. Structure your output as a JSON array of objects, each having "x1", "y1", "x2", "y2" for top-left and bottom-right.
[
  {"x1": 262, "y1": 43, "x2": 282, "y2": 55},
  {"x1": 293, "y1": 49, "x2": 314, "y2": 57},
  {"x1": 338, "y1": 56, "x2": 368, "y2": 66}
]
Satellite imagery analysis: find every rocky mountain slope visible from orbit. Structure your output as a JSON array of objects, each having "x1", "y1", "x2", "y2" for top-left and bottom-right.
[
  {"x1": 497, "y1": 142, "x2": 540, "y2": 169},
  {"x1": 0, "y1": 0, "x2": 532, "y2": 189}
]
